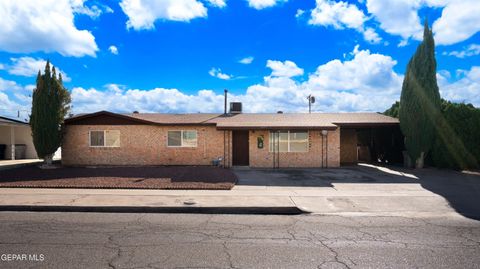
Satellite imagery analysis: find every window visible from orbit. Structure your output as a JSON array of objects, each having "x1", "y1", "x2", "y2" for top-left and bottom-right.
[
  {"x1": 289, "y1": 131, "x2": 309, "y2": 152},
  {"x1": 167, "y1": 130, "x2": 197, "y2": 147},
  {"x1": 89, "y1": 130, "x2": 120, "y2": 147},
  {"x1": 269, "y1": 131, "x2": 308, "y2": 152}
]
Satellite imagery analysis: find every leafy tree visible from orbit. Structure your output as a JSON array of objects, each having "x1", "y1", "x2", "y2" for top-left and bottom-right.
[
  {"x1": 431, "y1": 100, "x2": 480, "y2": 169},
  {"x1": 385, "y1": 99, "x2": 480, "y2": 170},
  {"x1": 384, "y1": 101, "x2": 400, "y2": 118},
  {"x1": 30, "y1": 61, "x2": 71, "y2": 165},
  {"x1": 399, "y1": 20, "x2": 441, "y2": 168}
]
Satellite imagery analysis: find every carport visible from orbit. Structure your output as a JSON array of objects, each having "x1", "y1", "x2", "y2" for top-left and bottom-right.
[
  {"x1": 0, "y1": 116, "x2": 37, "y2": 160},
  {"x1": 339, "y1": 123, "x2": 404, "y2": 165}
]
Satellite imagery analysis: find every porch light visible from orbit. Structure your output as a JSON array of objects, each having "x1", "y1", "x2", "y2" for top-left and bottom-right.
[{"x1": 321, "y1": 130, "x2": 328, "y2": 136}]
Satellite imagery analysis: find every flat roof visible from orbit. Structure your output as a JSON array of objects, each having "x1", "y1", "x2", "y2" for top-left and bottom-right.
[
  {"x1": 65, "y1": 111, "x2": 399, "y2": 129},
  {"x1": 0, "y1": 116, "x2": 29, "y2": 126},
  {"x1": 212, "y1": 113, "x2": 337, "y2": 129},
  {"x1": 127, "y1": 113, "x2": 221, "y2": 125}
]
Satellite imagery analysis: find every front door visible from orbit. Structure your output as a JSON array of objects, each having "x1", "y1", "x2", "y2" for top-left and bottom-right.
[{"x1": 232, "y1": 130, "x2": 249, "y2": 166}]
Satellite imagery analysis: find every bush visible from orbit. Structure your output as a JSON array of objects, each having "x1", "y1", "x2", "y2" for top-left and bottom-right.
[
  {"x1": 385, "y1": 99, "x2": 480, "y2": 170},
  {"x1": 431, "y1": 100, "x2": 480, "y2": 169}
]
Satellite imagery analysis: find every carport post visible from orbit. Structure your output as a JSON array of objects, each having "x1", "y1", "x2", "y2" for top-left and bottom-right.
[{"x1": 10, "y1": 126, "x2": 15, "y2": 160}]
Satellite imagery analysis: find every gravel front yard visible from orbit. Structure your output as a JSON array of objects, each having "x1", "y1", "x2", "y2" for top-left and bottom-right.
[{"x1": 0, "y1": 166, "x2": 237, "y2": 190}]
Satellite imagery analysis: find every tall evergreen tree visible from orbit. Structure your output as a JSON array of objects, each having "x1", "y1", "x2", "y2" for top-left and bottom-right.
[
  {"x1": 399, "y1": 20, "x2": 441, "y2": 168},
  {"x1": 30, "y1": 61, "x2": 71, "y2": 165}
]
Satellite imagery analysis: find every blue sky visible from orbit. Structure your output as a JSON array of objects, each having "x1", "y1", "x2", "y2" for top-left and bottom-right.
[{"x1": 0, "y1": 0, "x2": 479, "y2": 120}]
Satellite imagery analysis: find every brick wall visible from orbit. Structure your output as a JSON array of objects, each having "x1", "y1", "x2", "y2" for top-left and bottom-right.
[
  {"x1": 62, "y1": 124, "x2": 340, "y2": 167},
  {"x1": 248, "y1": 129, "x2": 340, "y2": 168},
  {"x1": 62, "y1": 125, "x2": 231, "y2": 166}
]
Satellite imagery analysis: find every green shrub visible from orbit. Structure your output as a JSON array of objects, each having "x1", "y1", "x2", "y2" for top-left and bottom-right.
[{"x1": 431, "y1": 100, "x2": 480, "y2": 169}]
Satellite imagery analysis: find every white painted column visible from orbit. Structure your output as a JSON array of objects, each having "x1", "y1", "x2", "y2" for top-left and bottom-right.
[{"x1": 10, "y1": 126, "x2": 15, "y2": 160}]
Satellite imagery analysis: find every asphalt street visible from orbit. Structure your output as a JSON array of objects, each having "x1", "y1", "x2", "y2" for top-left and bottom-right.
[{"x1": 0, "y1": 212, "x2": 479, "y2": 269}]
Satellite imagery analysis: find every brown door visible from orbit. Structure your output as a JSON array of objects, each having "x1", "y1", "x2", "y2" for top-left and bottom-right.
[{"x1": 232, "y1": 130, "x2": 249, "y2": 166}]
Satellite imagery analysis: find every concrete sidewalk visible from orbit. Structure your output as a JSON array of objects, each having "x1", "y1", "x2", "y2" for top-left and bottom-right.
[
  {"x1": 0, "y1": 183, "x2": 459, "y2": 217},
  {"x1": 0, "y1": 159, "x2": 42, "y2": 170}
]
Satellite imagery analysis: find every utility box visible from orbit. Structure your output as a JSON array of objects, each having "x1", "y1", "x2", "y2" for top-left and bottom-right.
[{"x1": 229, "y1": 102, "x2": 242, "y2": 114}]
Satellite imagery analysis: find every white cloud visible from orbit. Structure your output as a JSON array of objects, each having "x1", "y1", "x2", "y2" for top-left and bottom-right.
[
  {"x1": 108, "y1": 45, "x2": 119, "y2": 55},
  {"x1": 363, "y1": 27, "x2": 382, "y2": 44},
  {"x1": 209, "y1": 67, "x2": 232, "y2": 80},
  {"x1": 432, "y1": 0, "x2": 480, "y2": 45},
  {"x1": 295, "y1": 9, "x2": 305, "y2": 18},
  {"x1": 307, "y1": 46, "x2": 401, "y2": 95},
  {"x1": 309, "y1": 0, "x2": 366, "y2": 30},
  {"x1": 266, "y1": 60, "x2": 304, "y2": 78},
  {"x1": 444, "y1": 44, "x2": 480, "y2": 58},
  {"x1": 206, "y1": 0, "x2": 227, "y2": 8},
  {"x1": 308, "y1": 0, "x2": 382, "y2": 44},
  {"x1": 366, "y1": 0, "x2": 422, "y2": 45},
  {"x1": 239, "y1": 56, "x2": 254, "y2": 64},
  {"x1": 0, "y1": 77, "x2": 34, "y2": 120},
  {"x1": 247, "y1": 0, "x2": 287, "y2": 10},
  {"x1": 439, "y1": 66, "x2": 480, "y2": 106},
  {"x1": 71, "y1": 86, "x2": 225, "y2": 113},
  {"x1": 0, "y1": 0, "x2": 98, "y2": 57},
  {"x1": 3, "y1": 57, "x2": 71, "y2": 82},
  {"x1": 366, "y1": 0, "x2": 480, "y2": 46},
  {"x1": 72, "y1": 0, "x2": 114, "y2": 19},
  {"x1": 119, "y1": 0, "x2": 208, "y2": 30}
]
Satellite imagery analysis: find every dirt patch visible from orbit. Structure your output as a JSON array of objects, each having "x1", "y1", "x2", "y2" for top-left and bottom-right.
[{"x1": 0, "y1": 166, "x2": 237, "y2": 190}]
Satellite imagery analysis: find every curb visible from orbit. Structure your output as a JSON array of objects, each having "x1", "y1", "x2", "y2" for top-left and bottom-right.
[{"x1": 0, "y1": 205, "x2": 307, "y2": 215}]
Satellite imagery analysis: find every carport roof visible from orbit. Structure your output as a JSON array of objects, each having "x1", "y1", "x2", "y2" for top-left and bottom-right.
[{"x1": 0, "y1": 116, "x2": 29, "y2": 126}]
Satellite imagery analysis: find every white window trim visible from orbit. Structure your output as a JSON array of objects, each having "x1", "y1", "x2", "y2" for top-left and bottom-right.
[
  {"x1": 269, "y1": 130, "x2": 309, "y2": 153},
  {"x1": 89, "y1": 130, "x2": 120, "y2": 148},
  {"x1": 167, "y1": 130, "x2": 198, "y2": 148}
]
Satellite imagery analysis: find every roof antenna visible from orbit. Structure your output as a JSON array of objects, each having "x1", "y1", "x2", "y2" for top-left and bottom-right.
[
  {"x1": 307, "y1": 94, "x2": 315, "y2": 113},
  {"x1": 224, "y1": 89, "x2": 228, "y2": 115}
]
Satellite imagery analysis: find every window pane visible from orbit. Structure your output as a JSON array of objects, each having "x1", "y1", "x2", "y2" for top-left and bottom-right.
[
  {"x1": 279, "y1": 131, "x2": 288, "y2": 152},
  {"x1": 289, "y1": 131, "x2": 308, "y2": 152},
  {"x1": 182, "y1": 131, "x2": 197, "y2": 147},
  {"x1": 168, "y1": 131, "x2": 182, "y2": 146},
  {"x1": 269, "y1": 132, "x2": 276, "y2": 152},
  {"x1": 105, "y1": 130, "x2": 120, "y2": 147},
  {"x1": 269, "y1": 131, "x2": 288, "y2": 152},
  {"x1": 90, "y1": 131, "x2": 104, "y2": 147}
]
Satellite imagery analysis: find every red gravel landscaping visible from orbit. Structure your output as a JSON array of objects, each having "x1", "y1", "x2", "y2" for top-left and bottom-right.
[{"x1": 0, "y1": 166, "x2": 237, "y2": 190}]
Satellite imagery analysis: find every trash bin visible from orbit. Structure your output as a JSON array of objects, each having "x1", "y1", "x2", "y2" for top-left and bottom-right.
[
  {"x1": 0, "y1": 144, "x2": 5, "y2": 160},
  {"x1": 14, "y1": 144, "x2": 26, "y2": 159}
]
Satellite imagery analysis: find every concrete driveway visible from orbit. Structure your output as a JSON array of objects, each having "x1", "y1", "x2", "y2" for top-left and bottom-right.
[
  {"x1": 0, "y1": 164, "x2": 478, "y2": 219},
  {"x1": 233, "y1": 164, "x2": 480, "y2": 219}
]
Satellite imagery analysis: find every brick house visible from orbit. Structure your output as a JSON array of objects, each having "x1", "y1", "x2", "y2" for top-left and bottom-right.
[{"x1": 62, "y1": 109, "x2": 401, "y2": 168}]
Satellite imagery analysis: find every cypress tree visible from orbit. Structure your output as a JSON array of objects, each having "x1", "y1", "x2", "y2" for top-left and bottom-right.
[
  {"x1": 30, "y1": 61, "x2": 71, "y2": 165},
  {"x1": 399, "y1": 20, "x2": 441, "y2": 168}
]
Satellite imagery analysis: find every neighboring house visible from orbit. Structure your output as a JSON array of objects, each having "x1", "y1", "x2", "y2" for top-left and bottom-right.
[
  {"x1": 0, "y1": 116, "x2": 38, "y2": 160},
  {"x1": 62, "y1": 106, "x2": 402, "y2": 168}
]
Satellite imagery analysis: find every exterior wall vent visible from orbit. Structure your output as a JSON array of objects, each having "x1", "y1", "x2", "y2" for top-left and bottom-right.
[{"x1": 229, "y1": 102, "x2": 242, "y2": 114}]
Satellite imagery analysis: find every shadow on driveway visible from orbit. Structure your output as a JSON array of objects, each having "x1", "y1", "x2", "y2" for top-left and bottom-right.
[{"x1": 234, "y1": 164, "x2": 480, "y2": 220}]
